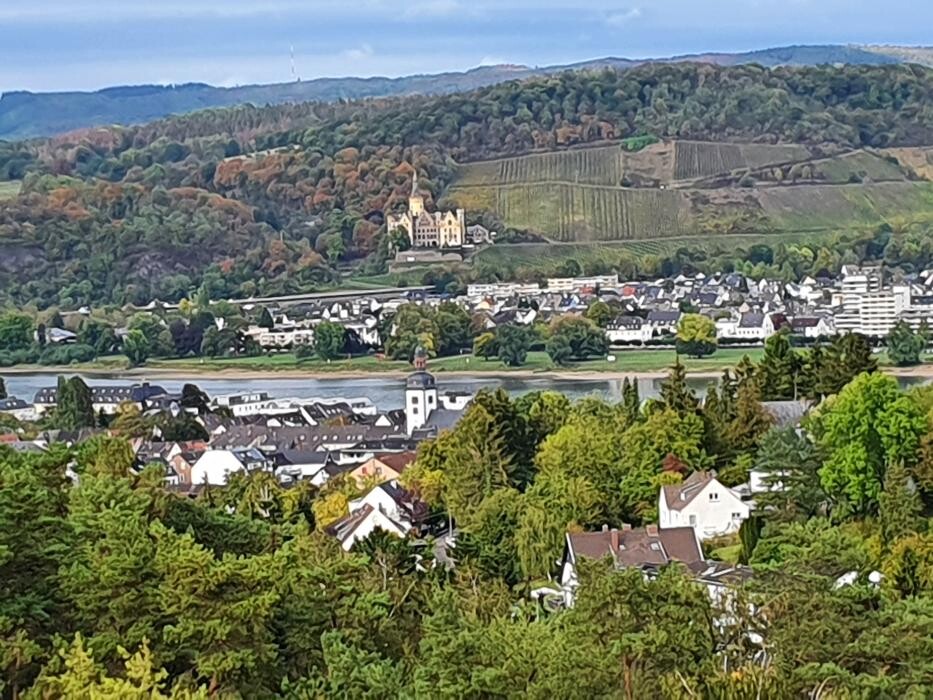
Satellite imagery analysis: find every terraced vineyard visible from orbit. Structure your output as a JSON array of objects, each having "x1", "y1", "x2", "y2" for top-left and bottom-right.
[
  {"x1": 490, "y1": 184, "x2": 689, "y2": 241},
  {"x1": 454, "y1": 145, "x2": 626, "y2": 186},
  {"x1": 672, "y1": 141, "x2": 811, "y2": 180},
  {"x1": 448, "y1": 139, "x2": 933, "y2": 243}
]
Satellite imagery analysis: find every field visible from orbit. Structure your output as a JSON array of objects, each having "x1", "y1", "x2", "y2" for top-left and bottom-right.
[
  {"x1": 0, "y1": 180, "x2": 21, "y2": 200},
  {"x1": 672, "y1": 141, "x2": 811, "y2": 180},
  {"x1": 449, "y1": 140, "x2": 933, "y2": 243}
]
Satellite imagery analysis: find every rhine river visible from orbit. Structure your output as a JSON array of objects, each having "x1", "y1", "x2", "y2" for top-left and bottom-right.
[
  {"x1": 4, "y1": 373, "x2": 928, "y2": 411},
  {"x1": 2, "y1": 373, "x2": 718, "y2": 411}
]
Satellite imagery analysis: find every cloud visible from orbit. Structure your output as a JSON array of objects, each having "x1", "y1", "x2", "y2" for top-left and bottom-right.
[
  {"x1": 605, "y1": 7, "x2": 642, "y2": 27},
  {"x1": 341, "y1": 44, "x2": 375, "y2": 61},
  {"x1": 478, "y1": 55, "x2": 507, "y2": 66}
]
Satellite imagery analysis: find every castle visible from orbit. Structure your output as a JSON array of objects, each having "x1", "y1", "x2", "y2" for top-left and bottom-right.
[{"x1": 386, "y1": 172, "x2": 465, "y2": 248}]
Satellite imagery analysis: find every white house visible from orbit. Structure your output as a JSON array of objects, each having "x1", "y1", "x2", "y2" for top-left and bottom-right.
[
  {"x1": 606, "y1": 316, "x2": 652, "y2": 344},
  {"x1": 325, "y1": 504, "x2": 411, "y2": 551},
  {"x1": 327, "y1": 480, "x2": 419, "y2": 551},
  {"x1": 659, "y1": 471, "x2": 751, "y2": 539},
  {"x1": 189, "y1": 448, "x2": 274, "y2": 485}
]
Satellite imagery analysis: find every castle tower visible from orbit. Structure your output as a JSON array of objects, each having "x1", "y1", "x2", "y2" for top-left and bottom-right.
[
  {"x1": 408, "y1": 171, "x2": 425, "y2": 217},
  {"x1": 405, "y1": 345, "x2": 437, "y2": 435}
]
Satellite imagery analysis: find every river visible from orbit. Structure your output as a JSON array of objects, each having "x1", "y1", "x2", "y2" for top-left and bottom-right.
[
  {"x1": 1, "y1": 373, "x2": 717, "y2": 411},
  {"x1": 4, "y1": 372, "x2": 928, "y2": 411}
]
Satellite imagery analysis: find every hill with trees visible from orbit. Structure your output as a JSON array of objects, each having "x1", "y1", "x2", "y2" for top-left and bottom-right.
[
  {"x1": 0, "y1": 62, "x2": 931, "y2": 308},
  {"x1": 1, "y1": 44, "x2": 929, "y2": 140}
]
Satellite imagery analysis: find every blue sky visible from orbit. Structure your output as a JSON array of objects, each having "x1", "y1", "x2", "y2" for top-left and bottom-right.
[{"x1": 0, "y1": 0, "x2": 929, "y2": 92}]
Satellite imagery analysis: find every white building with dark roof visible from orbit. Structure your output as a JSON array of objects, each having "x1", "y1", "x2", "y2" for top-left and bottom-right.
[{"x1": 659, "y1": 471, "x2": 750, "y2": 539}]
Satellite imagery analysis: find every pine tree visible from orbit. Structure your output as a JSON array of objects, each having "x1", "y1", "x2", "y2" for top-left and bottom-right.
[
  {"x1": 54, "y1": 376, "x2": 96, "y2": 430},
  {"x1": 621, "y1": 378, "x2": 641, "y2": 424},
  {"x1": 758, "y1": 331, "x2": 802, "y2": 400},
  {"x1": 659, "y1": 360, "x2": 698, "y2": 417},
  {"x1": 879, "y1": 461, "x2": 922, "y2": 545},
  {"x1": 725, "y1": 376, "x2": 773, "y2": 456}
]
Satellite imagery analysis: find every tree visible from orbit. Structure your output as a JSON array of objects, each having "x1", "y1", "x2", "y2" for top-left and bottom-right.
[
  {"x1": 54, "y1": 375, "x2": 95, "y2": 430},
  {"x1": 879, "y1": 461, "x2": 922, "y2": 545},
  {"x1": 495, "y1": 324, "x2": 532, "y2": 367},
  {"x1": 887, "y1": 321, "x2": 925, "y2": 367},
  {"x1": 0, "y1": 312, "x2": 33, "y2": 353},
  {"x1": 757, "y1": 330, "x2": 803, "y2": 399},
  {"x1": 814, "y1": 373, "x2": 925, "y2": 515},
  {"x1": 753, "y1": 427, "x2": 825, "y2": 522},
  {"x1": 675, "y1": 314, "x2": 717, "y2": 358},
  {"x1": 658, "y1": 360, "x2": 698, "y2": 417},
  {"x1": 314, "y1": 322, "x2": 346, "y2": 361},
  {"x1": 180, "y1": 383, "x2": 210, "y2": 414},
  {"x1": 585, "y1": 300, "x2": 613, "y2": 328},
  {"x1": 815, "y1": 333, "x2": 877, "y2": 396},
  {"x1": 472, "y1": 332, "x2": 497, "y2": 360},
  {"x1": 111, "y1": 402, "x2": 151, "y2": 438},
  {"x1": 257, "y1": 307, "x2": 274, "y2": 330},
  {"x1": 723, "y1": 375, "x2": 773, "y2": 457},
  {"x1": 122, "y1": 329, "x2": 150, "y2": 367},
  {"x1": 0, "y1": 376, "x2": 5, "y2": 400},
  {"x1": 546, "y1": 316, "x2": 607, "y2": 363}
]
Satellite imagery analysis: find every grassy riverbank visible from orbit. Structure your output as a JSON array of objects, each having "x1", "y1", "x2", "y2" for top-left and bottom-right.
[
  {"x1": 7, "y1": 348, "x2": 933, "y2": 381},
  {"x1": 1, "y1": 348, "x2": 767, "y2": 378}
]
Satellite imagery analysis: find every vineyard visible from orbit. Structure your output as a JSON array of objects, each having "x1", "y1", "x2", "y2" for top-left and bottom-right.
[
  {"x1": 811, "y1": 150, "x2": 908, "y2": 184},
  {"x1": 448, "y1": 139, "x2": 933, "y2": 244},
  {"x1": 454, "y1": 145, "x2": 626, "y2": 187},
  {"x1": 672, "y1": 141, "x2": 812, "y2": 180},
  {"x1": 480, "y1": 184, "x2": 689, "y2": 241}
]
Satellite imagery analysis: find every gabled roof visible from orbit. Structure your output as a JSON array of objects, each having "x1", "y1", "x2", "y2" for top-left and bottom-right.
[
  {"x1": 567, "y1": 525, "x2": 702, "y2": 570},
  {"x1": 661, "y1": 470, "x2": 719, "y2": 511}
]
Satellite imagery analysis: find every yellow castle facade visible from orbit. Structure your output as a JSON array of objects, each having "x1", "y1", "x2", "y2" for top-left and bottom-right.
[{"x1": 386, "y1": 172, "x2": 465, "y2": 248}]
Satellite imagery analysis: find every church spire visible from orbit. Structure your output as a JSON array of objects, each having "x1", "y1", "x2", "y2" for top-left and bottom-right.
[{"x1": 411, "y1": 170, "x2": 419, "y2": 197}]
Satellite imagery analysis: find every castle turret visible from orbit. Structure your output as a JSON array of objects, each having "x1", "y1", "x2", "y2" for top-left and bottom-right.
[{"x1": 408, "y1": 171, "x2": 424, "y2": 216}]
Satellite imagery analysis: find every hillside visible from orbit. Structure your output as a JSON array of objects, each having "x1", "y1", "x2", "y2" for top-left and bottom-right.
[
  {"x1": 0, "y1": 62, "x2": 931, "y2": 309},
  {"x1": 0, "y1": 44, "x2": 928, "y2": 140},
  {"x1": 448, "y1": 142, "x2": 933, "y2": 241}
]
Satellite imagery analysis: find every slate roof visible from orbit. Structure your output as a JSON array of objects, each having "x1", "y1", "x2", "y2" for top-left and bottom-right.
[
  {"x1": 661, "y1": 471, "x2": 716, "y2": 512},
  {"x1": 567, "y1": 525, "x2": 703, "y2": 570}
]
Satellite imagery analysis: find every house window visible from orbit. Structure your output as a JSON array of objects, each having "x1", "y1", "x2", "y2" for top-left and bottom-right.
[
  {"x1": 689, "y1": 515, "x2": 697, "y2": 526},
  {"x1": 411, "y1": 396, "x2": 419, "y2": 405},
  {"x1": 412, "y1": 407, "x2": 419, "y2": 416},
  {"x1": 732, "y1": 512, "x2": 742, "y2": 519},
  {"x1": 709, "y1": 492, "x2": 719, "y2": 501}
]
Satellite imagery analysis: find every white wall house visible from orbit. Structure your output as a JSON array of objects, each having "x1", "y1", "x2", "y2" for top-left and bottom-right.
[
  {"x1": 659, "y1": 471, "x2": 751, "y2": 539},
  {"x1": 606, "y1": 316, "x2": 652, "y2": 344},
  {"x1": 189, "y1": 448, "x2": 273, "y2": 485}
]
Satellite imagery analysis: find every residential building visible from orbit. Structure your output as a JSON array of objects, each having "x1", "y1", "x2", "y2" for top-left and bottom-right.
[
  {"x1": 659, "y1": 471, "x2": 751, "y2": 539},
  {"x1": 33, "y1": 382, "x2": 167, "y2": 416},
  {"x1": 349, "y1": 451, "x2": 417, "y2": 488},
  {"x1": 560, "y1": 524, "x2": 704, "y2": 607}
]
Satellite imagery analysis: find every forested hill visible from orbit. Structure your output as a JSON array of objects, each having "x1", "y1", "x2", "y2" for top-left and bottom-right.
[
  {"x1": 1, "y1": 43, "x2": 930, "y2": 140},
  {"x1": 0, "y1": 62, "x2": 931, "y2": 309}
]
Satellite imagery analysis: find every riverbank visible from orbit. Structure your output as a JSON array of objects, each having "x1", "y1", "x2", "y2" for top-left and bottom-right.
[
  {"x1": 4, "y1": 348, "x2": 933, "y2": 382},
  {"x1": 0, "y1": 348, "x2": 765, "y2": 380}
]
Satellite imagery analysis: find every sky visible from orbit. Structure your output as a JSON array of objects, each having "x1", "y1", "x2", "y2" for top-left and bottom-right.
[{"x1": 0, "y1": 0, "x2": 930, "y2": 93}]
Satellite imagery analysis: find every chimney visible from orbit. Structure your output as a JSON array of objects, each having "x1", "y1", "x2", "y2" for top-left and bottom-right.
[
  {"x1": 601, "y1": 524, "x2": 609, "y2": 532},
  {"x1": 646, "y1": 524, "x2": 659, "y2": 537},
  {"x1": 620, "y1": 522, "x2": 632, "y2": 531},
  {"x1": 610, "y1": 527, "x2": 619, "y2": 552}
]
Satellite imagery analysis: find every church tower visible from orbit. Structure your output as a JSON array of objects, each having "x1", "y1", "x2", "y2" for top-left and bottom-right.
[
  {"x1": 408, "y1": 171, "x2": 425, "y2": 217},
  {"x1": 405, "y1": 345, "x2": 437, "y2": 435}
]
